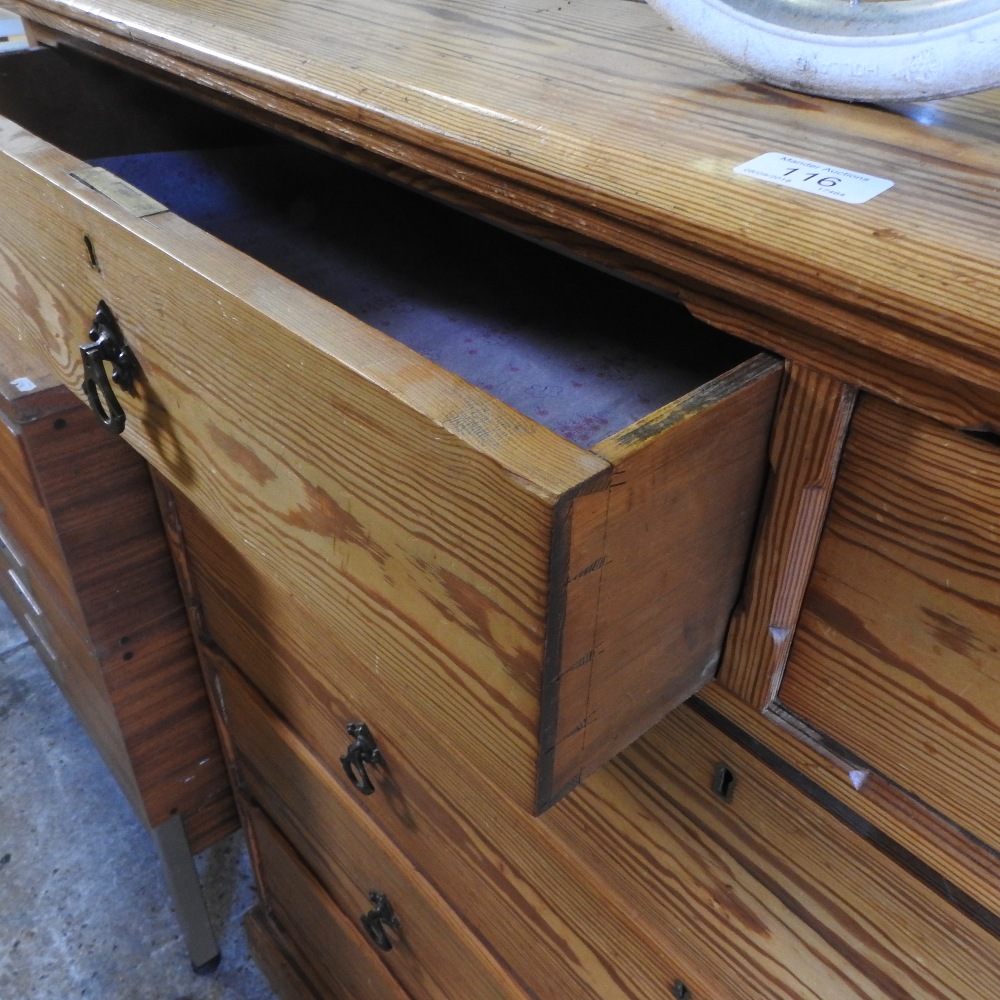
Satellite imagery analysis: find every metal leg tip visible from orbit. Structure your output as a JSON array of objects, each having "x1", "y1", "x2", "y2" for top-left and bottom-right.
[{"x1": 192, "y1": 951, "x2": 222, "y2": 976}]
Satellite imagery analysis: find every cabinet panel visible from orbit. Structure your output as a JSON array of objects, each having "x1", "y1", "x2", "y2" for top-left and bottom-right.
[
  {"x1": 780, "y1": 394, "x2": 1000, "y2": 853},
  {"x1": 0, "y1": 326, "x2": 235, "y2": 849}
]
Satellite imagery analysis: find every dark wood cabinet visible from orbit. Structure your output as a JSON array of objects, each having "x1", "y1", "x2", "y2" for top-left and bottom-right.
[{"x1": 0, "y1": 329, "x2": 236, "y2": 970}]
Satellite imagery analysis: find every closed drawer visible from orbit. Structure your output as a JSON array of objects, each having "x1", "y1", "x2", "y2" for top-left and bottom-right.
[
  {"x1": 778, "y1": 394, "x2": 1000, "y2": 856},
  {"x1": 0, "y1": 378, "x2": 100, "y2": 678},
  {"x1": 0, "y1": 45, "x2": 780, "y2": 811},
  {"x1": 250, "y1": 808, "x2": 410, "y2": 1000},
  {"x1": 0, "y1": 410, "x2": 42, "y2": 520},
  {"x1": 0, "y1": 542, "x2": 50, "y2": 656},
  {"x1": 0, "y1": 409, "x2": 96, "y2": 627},
  {"x1": 0, "y1": 403, "x2": 73, "y2": 599},
  {"x1": 218, "y1": 659, "x2": 528, "y2": 1000}
]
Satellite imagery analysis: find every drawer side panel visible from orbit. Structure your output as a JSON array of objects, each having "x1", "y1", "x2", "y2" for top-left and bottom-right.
[{"x1": 540, "y1": 355, "x2": 782, "y2": 806}]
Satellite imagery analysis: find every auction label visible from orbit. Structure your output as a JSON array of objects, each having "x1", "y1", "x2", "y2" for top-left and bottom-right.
[{"x1": 734, "y1": 152, "x2": 894, "y2": 204}]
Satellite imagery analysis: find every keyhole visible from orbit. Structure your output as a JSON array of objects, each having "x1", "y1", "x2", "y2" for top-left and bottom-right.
[
  {"x1": 83, "y1": 234, "x2": 101, "y2": 271},
  {"x1": 711, "y1": 763, "x2": 737, "y2": 802}
]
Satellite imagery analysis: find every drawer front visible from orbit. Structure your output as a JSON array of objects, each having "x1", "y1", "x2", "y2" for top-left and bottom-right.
[
  {"x1": 250, "y1": 809, "x2": 410, "y2": 1000},
  {"x1": 0, "y1": 46, "x2": 779, "y2": 811},
  {"x1": 0, "y1": 410, "x2": 79, "y2": 612},
  {"x1": 207, "y1": 647, "x2": 666, "y2": 1000},
  {"x1": 0, "y1": 409, "x2": 42, "y2": 516},
  {"x1": 547, "y1": 700, "x2": 1000, "y2": 1000},
  {"x1": 0, "y1": 541, "x2": 50, "y2": 659},
  {"x1": 779, "y1": 394, "x2": 1000, "y2": 854},
  {"x1": 218, "y1": 662, "x2": 528, "y2": 1000}
]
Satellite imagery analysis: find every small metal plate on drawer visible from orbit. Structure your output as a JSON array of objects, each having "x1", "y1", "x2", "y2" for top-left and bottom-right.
[{"x1": 71, "y1": 166, "x2": 169, "y2": 218}]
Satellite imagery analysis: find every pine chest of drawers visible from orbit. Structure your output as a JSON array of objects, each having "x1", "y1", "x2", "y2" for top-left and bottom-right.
[{"x1": 3, "y1": 1, "x2": 1000, "y2": 997}]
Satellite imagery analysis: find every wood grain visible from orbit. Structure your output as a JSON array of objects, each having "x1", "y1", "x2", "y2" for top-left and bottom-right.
[
  {"x1": 700, "y1": 682, "x2": 1000, "y2": 938},
  {"x1": 219, "y1": 654, "x2": 530, "y2": 1000},
  {"x1": 0, "y1": 324, "x2": 65, "y2": 421},
  {"x1": 542, "y1": 355, "x2": 781, "y2": 803},
  {"x1": 250, "y1": 811, "x2": 411, "y2": 1000},
  {"x1": 718, "y1": 363, "x2": 856, "y2": 706},
  {"x1": 5, "y1": 7, "x2": 1000, "y2": 997},
  {"x1": 218, "y1": 633, "x2": 1000, "y2": 1000},
  {"x1": 19, "y1": 404, "x2": 233, "y2": 842},
  {"x1": 180, "y1": 517, "x2": 1000, "y2": 1000},
  {"x1": 548, "y1": 703, "x2": 1000, "y2": 1000},
  {"x1": 0, "y1": 119, "x2": 589, "y2": 810},
  {"x1": 170, "y1": 488, "x2": 542, "y2": 810},
  {"x1": 779, "y1": 394, "x2": 1000, "y2": 857},
  {"x1": 8, "y1": 0, "x2": 1000, "y2": 399},
  {"x1": 183, "y1": 531, "x2": 712, "y2": 999},
  {"x1": 192, "y1": 496, "x2": 1000, "y2": 998},
  {"x1": 14, "y1": 38, "x2": 1000, "y2": 437},
  {"x1": 0, "y1": 333, "x2": 235, "y2": 849},
  {"x1": 683, "y1": 286, "x2": 1000, "y2": 436}
]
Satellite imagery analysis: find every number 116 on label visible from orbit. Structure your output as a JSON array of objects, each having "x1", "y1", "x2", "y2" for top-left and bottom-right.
[
  {"x1": 734, "y1": 152, "x2": 894, "y2": 204},
  {"x1": 783, "y1": 167, "x2": 840, "y2": 188}
]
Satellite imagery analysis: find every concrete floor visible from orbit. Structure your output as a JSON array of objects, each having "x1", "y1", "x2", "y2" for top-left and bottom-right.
[{"x1": 0, "y1": 598, "x2": 279, "y2": 999}]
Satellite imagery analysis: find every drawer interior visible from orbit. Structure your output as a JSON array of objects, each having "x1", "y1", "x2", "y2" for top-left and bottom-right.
[{"x1": 0, "y1": 46, "x2": 756, "y2": 449}]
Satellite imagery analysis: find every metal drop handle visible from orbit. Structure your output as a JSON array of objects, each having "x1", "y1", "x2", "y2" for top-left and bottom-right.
[
  {"x1": 340, "y1": 722, "x2": 383, "y2": 795},
  {"x1": 80, "y1": 300, "x2": 140, "y2": 434},
  {"x1": 360, "y1": 892, "x2": 399, "y2": 952}
]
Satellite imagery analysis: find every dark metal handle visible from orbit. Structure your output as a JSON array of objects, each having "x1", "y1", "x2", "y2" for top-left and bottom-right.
[
  {"x1": 360, "y1": 892, "x2": 399, "y2": 952},
  {"x1": 340, "y1": 722, "x2": 383, "y2": 795},
  {"x1": 80, "y1": 301, "x2": 140, "y2": 434}
]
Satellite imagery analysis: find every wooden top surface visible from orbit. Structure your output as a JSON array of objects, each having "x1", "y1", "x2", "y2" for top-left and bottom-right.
[{"x1": 10, "y1": 0, "x2": 1000, "y2": 393}]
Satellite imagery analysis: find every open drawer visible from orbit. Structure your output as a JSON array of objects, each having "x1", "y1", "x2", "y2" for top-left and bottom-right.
[{"x1": 0, "y1": 45, "x2": 781, "y2": 811}]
